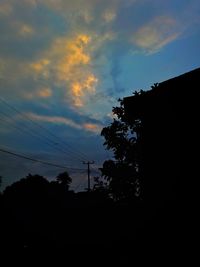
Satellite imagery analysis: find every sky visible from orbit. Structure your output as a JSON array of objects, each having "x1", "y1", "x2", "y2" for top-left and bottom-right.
[{"x1": 0, "y1": 0, "x2": 200, "y2": 191}]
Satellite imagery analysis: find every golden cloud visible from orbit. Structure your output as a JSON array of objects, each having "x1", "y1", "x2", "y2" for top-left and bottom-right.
[
  {"x1": 83, "y1": 123, "x2": 102, "y2": 133},
  {"x1": 30, "y1": 59, "x2": 50, "y2": 80},
  {"x1": 71, "y1": 74, "x2": 98, "y2": 107},
  {"x1": 132, "y1": 16, "x2": 181, "y2": 54},
  {"x1": 1, "y1": 29, "x2": 113, "y2": 108},
  {"x1": 30, "y1": 34, "x2": 98, "y2": 108},
  {"x1": 31, "y1": 59, "x2": 50, "y2": 72}
]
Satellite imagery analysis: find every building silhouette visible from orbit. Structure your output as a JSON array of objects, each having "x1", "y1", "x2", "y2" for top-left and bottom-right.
[{"x1": 124, "y1": 67, "x2": 200, "y2": 204}]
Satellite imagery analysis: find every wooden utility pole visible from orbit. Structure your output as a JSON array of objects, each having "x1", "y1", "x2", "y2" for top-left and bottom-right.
[{"x1": 83, "y1": 161, "x2": 94, "y2": 191}]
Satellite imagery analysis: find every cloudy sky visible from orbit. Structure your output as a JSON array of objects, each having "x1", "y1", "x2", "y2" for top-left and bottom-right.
[{"x1": 0, "y1": 0, "x2": 200, "y2": 190}]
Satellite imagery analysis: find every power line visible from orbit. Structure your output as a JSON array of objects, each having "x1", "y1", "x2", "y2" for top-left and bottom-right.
[
  {"x1": 0, "y1": 112, "x2": 61, "y2": 149},
  {"x1": 0, "y1": 111, "x2": 101, "y2": 177},
  {"x1": 0, "y1": 97, "x2": 89, "y2": 161},
  {"x1": 0, "y1": 111, "x2": 79, "y2": 164},
  {"x1": 0, "y1": 97, "x2": 89, "y2": 162},
  {"x1": 0, "y1": 147, "x2": 85, "y2": 171}
]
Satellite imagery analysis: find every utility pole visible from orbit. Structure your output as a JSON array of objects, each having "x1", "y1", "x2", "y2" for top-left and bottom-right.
[{"x1": 82, "y1": 161, "x2": 94, "y2": 192}]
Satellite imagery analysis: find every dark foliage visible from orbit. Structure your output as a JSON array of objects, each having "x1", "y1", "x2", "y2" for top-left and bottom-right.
[
  {"x1": 100, "y1": 97, "x2": 142, "y2": 201},
  {"x1": 56, "y1": 171, "x2": 72, "y2": 191}
]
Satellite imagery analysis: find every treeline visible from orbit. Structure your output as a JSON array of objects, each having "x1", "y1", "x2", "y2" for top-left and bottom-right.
[{"x1": 0, "y1": 172, "x2": 114, "y2": 248}]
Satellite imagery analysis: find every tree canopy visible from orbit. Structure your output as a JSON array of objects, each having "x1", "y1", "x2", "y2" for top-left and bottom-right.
[
  {"x1": 56, "y1": 171, "x2": 72, "y2": 191},
  {"x1": 100, "y1": 96, "x2": 142, "y2": 201}
]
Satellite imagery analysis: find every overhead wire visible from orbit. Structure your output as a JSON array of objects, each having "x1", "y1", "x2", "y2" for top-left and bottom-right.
[
  {"x1": 0, "y1": 114, "x2": 100, "y2": 177},
  {"x1": 0, "y1": 110, "x2": 79, "y2": 165},
  {"x1": 0, "y1": 96, "x2": 88, "y2": 161},
  {"x1": 0, "y1": 146, "x2": 89, "y2": 191},
  {"x1": 0, "y1": 96, "x2": 89, "y2": 162},
  {"x1": 0, "y1": 147, "x2": 85, "y2": 171}
]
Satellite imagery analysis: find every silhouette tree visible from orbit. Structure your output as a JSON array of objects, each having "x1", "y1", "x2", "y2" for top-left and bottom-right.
[
  {"x1": 101, "y1": 95, "x2": 143, "y2": 201},
  {"x1": 3, "y1": 173, "x2": 49, "y2": 202},
  {"x1": 93, "y1": 176, "x2": 109, "y2": 196},
  {"x1": 56, "y1": 171, "x2": 72, "y2": 191},
  {"x1": 93, "y1": 176, "x2": 107, "y2": 190}
]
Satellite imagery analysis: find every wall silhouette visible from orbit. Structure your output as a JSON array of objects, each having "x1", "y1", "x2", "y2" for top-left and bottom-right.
[{"x1": 124, "y1": 67, "x2": 200, "y2": 205}]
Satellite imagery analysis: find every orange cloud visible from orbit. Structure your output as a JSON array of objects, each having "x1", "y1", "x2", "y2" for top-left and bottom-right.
[
  {"x1": 71, "y1": 74, "x2": 98, "y2": 107},
  {"x1": 53, "y1": 34, "x2": 91, "y2": 82},
  {"x1": 71, "y1": 82, "x2": 83, "y2": 97},
  {"x1": 30, "y1": 34, "x2": 98, "y2": 108},
  {"x1": 31, "y1": 59, "x2": 50, "y2": 72},
  {"x1": 84, "y1": 74, "x2": 98, "y2": 90},
  {"x1": 83, "y1": 123, "x2": 102, "y2": 133}
]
